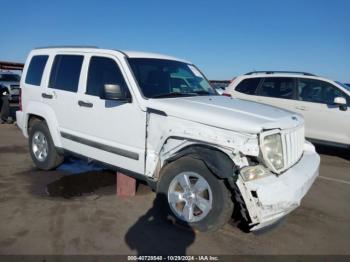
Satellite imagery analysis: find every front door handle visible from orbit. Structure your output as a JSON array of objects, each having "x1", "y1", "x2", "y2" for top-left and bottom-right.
[
  {"x1": 42, "y1": 93, "x2": 53, "y2": 99},
  {"x1": 78, "y1": 100, "x2": 93, "y2": 108},
  {"x1": 295, "y1": 105, "x2": 307, "y2": 111}
]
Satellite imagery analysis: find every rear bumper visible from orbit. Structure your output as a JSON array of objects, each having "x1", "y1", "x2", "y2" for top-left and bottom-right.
[
  {"x1": 236, "y1": 142, "x2": 320, "y2": 231},
  {"x1": 15, "y1": 111, "x2": 27, "y2": 137}
]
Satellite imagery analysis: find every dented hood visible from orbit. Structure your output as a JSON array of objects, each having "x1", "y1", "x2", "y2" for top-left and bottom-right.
[{"x1": 147, "y1": 96, "x2": 303, "y2": 134}]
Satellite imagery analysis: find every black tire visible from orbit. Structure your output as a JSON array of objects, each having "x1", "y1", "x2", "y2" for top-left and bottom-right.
[
  {"x1": 157, "y1": 156, "x2": 234, "y2": 232},
  {"x1": 28, "y1": 120, "x2": 64, "y2": 170}
]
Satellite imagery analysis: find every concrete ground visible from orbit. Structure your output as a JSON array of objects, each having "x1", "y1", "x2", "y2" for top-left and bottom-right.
[{"x1": 0, "y1": 124, "x2": 349, "y2": 255}]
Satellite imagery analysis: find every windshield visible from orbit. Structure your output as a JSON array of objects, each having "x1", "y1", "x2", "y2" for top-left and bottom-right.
[
  {"x1": 336, "y1": 81, "x2": 350, "y2": 92},
  {"x1": 0, "y1": 74, "x2": 20, "y2": 82},
  {"x1": 128, "y1": 58, "x2": 216, "y2": 98}
]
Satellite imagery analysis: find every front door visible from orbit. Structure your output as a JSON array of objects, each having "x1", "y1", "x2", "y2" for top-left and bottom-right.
[
  {"x1": 72, "y1": 54, "x2": 146, "y2": 174},
  {"x1": 294, "y1": 78, "x2": 350, "y2": 145}
]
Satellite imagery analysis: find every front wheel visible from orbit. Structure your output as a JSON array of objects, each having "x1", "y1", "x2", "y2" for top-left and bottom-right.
[
  {"x1": 28, "y1": 121, "x2": 64, "y2": 170},
  {"x1": 157, "y1": 157, "x2": 234, "y2": 232}
]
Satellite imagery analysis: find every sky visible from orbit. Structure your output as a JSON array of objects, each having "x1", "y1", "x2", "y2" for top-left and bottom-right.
[{"x1": 1, "y1": 0, "x2": 349, "y2": 82}]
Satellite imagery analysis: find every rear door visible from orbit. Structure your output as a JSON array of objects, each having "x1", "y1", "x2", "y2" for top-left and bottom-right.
[
  {"x1": 22, "y1": 55, "x2": 49, "y2": 108},
  {"x1": 294, "y1": 78, "x2": 350, "y2": 144},
  {"x1": 41, "y1": 53, "x2": 85, "y2": 138}
]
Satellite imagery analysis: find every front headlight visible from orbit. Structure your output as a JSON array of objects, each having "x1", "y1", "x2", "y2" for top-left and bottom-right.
[
  {"x1": 262, "y1": 133, "x2": 284, "y2": 171},
  {"x1": 240, "y1": 165, "x2": 272, "y2": 181}
]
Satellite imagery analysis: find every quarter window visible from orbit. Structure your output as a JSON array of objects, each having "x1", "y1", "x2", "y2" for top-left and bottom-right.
[
  {"x1": 49, "y1": 55, "x2": 83, "y2": 92},
  {"x1": 86, "y1": 57, "x2": 127, "y2": 97},
  {"x1": 25, "y1": 55, "x2": 49, "y2": 86},
  {"x1": 297, "y1": 78, "x2": 349, "y2": 105},
  {"x1": 258, "y1": 77, "x2": 295, "y2": 99},
  {"x1": 235, "y1": 78, "x2": 261, "y2": 95}
]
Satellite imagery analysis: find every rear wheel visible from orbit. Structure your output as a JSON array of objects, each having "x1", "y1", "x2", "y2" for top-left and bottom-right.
[
  {"x1": 157, "y1": 157, "x2": 234, "y2": 232},
  {"x1": 29, "y1": 121, "x2": 64, "y2": 170}
]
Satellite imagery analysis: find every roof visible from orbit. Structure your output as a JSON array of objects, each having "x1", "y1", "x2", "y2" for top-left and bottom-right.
[
  {"x1": 244, "y1": 71, "x2": 316, "y2": 76},
  {"x1": 33, "y1": 46, "x2": 189, "y2": 63},
  {"x1": 122, "y1": 50, "x2": 190, "y2": 63},
  {"x1": 235, "y1": 70, "x2": 326, "y2": 80}
]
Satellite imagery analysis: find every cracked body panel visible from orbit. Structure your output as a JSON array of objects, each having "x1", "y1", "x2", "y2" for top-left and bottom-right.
[
  {"x1": 145, "y1": 112, "x2": 259, "y2": 178},
  {"x1": 236, "y1": 142, "x2": 320, "y2": 230},
  {"x1": 144, "y1": 110, "x2": 320, "y2": 230}
]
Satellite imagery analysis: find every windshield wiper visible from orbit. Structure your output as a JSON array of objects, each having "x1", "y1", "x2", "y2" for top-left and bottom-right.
[
  {"x1": 192, "y1": 90, "x2": 215, "y2": 96},
  {"x1": 151, "y1": 92, "x2": 198, "y2": 98}
]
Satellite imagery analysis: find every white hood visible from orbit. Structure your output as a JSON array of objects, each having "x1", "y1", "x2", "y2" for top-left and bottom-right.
[{"x1": 147, "y1": 96, "x2": 303, "y2": 134}]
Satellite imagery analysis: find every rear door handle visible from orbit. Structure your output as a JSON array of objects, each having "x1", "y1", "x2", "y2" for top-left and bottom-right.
[
  {"x1": 295, "y1": 105, "x2": 307, "y2": 111},
  {"x1": 78, "y1": 100, "x2": 93, "y2": 108},
  {"x1": 41, "y1": 93, "x2": 53, "y2": 99}
]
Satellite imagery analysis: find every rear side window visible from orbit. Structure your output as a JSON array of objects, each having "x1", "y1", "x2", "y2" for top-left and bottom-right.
[
  {"x1": 86, "y1": 56, "x2": 127, "y2": 96},
  {"x1": 25, "y1": 55, "x2": 48, "y2": 86},
  {"x1": 235, "y1": 78, "x2": 261, "y2": 95},
  {"x1": 258, "y1": 77, "x2": 295, "y2": 99},
  {"x1": 49, "y1": 55, "x2": 84, "y2": 92}
]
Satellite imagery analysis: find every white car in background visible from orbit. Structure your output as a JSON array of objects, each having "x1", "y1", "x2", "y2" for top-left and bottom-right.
[{"x1": 225, "y1": 71, "x2": 350, "y2": 148}]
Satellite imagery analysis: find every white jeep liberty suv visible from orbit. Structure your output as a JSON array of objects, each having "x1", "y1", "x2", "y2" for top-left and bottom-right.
[{"x1": 16, "y1": 47, "x2": 320, "y2": 232}]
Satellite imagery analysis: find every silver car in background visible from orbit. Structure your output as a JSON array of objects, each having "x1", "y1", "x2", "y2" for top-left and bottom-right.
[{"x1": 0, "y1": 72, "x2": 21, "y2": 102}]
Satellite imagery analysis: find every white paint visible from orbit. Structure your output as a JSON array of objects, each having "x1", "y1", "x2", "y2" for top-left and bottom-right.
[
  {"x1": 146, "y1": 96, "x2": 304, "y2": 134},
  {"x1": 16, "y1": 47, "x2": 321, "y2": 231}
]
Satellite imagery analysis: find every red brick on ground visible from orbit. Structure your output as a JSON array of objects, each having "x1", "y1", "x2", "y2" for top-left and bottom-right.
[{"x1": 116, "y1": 172, "x2": 136, "y2": 197}]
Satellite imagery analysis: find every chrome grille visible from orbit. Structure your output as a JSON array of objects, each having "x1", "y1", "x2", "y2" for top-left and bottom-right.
[{"x1": 281, "y1": 125, "x2": 305, "y2": 170}]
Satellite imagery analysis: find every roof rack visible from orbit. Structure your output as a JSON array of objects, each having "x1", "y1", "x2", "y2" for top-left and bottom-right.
[
  {"x1": 33, "y1": 46, "x2": 130, "y2": 58},
  {"x1": 34, "y1": 45, "x2": 99, "y2": 50},
  {"x1": 244, "y1": 71, "x2": 316, "y2": 76}
]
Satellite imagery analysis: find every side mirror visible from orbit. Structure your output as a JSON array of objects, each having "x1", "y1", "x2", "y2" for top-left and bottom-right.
[
  {"x1": 334, "y1": 97, "x2": 347, "y2": 111},
  {"x1": 100, "y1": 84, "x2": 131, "y2": 102},
  {"x1": 334, "y1": 97, "x2": 346, "y2": 105}
]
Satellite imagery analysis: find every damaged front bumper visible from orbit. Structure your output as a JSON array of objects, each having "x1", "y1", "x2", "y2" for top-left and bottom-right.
[{"x1": 235, "y1": 142, "x2": 320, "y2": 231}]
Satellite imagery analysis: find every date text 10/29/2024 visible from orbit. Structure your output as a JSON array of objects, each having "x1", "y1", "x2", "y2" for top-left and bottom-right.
[{"x1": 128, "y1": 256, "x2": 219, "y2": 261}]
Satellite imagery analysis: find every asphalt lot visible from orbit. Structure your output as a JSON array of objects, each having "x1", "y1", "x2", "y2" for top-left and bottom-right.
[{"x1": 0, "y1": 124, "x2": 349, "y2": 255}]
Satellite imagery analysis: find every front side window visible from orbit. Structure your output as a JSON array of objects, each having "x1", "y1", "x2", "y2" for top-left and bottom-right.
[
  {"x1": 297, "y1": 78, "x2": 349, "y2": 105},
  {"x1": 128, "y1": 58, "x2": 216, "y2": 98},
  {"x1": 258, "y1": 77, "x2": 295, "y2": 99},
  {"x1": 235, "y1": 78, "x2": 261, "y2": 95},
  {"x1": 25, "y1": 55, "x2": 48, "y2": 86},
  {"x1": 87, "y1": 56, "x2": 127, "y2": 97},
  {"x1": 49, "y1": 55, "x2": 83, "y2": 92}
]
